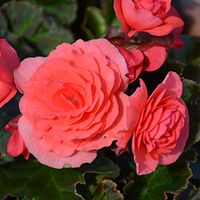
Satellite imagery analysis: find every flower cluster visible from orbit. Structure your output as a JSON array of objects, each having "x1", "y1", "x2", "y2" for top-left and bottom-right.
[{"x1": 0, "y1": 0, "x2": 189, "y2": 175}]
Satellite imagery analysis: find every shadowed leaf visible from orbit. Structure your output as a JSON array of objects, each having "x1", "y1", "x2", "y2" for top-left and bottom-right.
[
  {"x1": 183, "y1": 79, "x2": 200, "y2": 147},
  {"x1": 93, "y1": 179, "x2": 123, "y2": 200},
  {"x1": 82, "y1": 7, "x2": 107, "y2": 39},
  {"x1": 125, "y1": 159, "x2": 192, "y2": 200},
  {"x1": 2, "y1": 1, "x2": 43, "y2": 37},
  {"x1": 0, "y1": 161, "x2": 83, "y2": 200},
  {"x1": 0, "y1": 156, "x2": 120, "y2": 200}
]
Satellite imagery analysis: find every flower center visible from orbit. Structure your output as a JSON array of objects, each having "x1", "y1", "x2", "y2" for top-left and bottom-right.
[{"x1": 52, "y1": 84, "x2": 84, "y2": 110}]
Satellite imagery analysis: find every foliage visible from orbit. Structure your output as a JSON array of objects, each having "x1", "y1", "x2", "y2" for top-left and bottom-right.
[{"x1": 0, "y1": 0, "x2": 200, "y2": 199}]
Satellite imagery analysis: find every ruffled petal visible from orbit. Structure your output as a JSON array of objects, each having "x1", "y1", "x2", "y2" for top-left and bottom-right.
[{"x1": 14, "y1": 57, "x2": 46, "y2": 93}]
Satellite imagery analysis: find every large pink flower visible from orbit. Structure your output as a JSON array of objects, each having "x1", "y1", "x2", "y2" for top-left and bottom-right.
[
  {"x1": 114, "y1": 0, "x2": 184, "y2": 37},
  {"x1": 14, "y1": 39, "x2": 132, "y2": 168},
  {"x1": 128, "y1": 72, "x2": 189, "y2": 175},
  {"x1": 0, "y1": 39, "x2": 20, "y2": 107}
]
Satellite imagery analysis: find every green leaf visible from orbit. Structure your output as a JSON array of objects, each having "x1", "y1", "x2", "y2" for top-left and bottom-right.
[
  {"x1": 185, "y1": 62, "x2": 200, "y2": 84},
  {"x1": 0, "y1": 156, "x2": 120, "y2": 199},
  {"x1": 42, "y1": 0, "x2": 77, "y2": 26},
  {"x1": 0, "y1": 1, "x2": 45, "y2": 57},
  {"x1": 168, "y1": 36, "x2": 200, "y2": 82},
  {"x1": 0, "y1": 1, "x2": 75, "y2": 57},
  {"x1": 28, "y1": 0, "x2": 77, "y2": 26},
  {"x1": 93, "y1": 179, "x2": 123, "y2": 200},
  {"x1": 0, "y1": 112, "x2": 11, "y2": 164},
  {"x1": 0, "y1": 129, "x2": 9, "y2": 156},
  {"x1": 75, "y1": 157, "x2": 120, "y2": 199},
  {"x1": 81, "y1": 157, "x2": 120, "y2": 181},
  {"x1": 125, "y1": 159, "x2": 192, "y2": 200},
  {"x1": 6, "y1": 32, "x2": 36, "y2": 59},
  {"x1": 100, "y1": 0, "x2": 120, "y2": 27},
  {"x1": 188, "y1": 143, "x2": 200, "y2": 188},
  {"x1": 0, "y1": 11, "x2": 8, "y2": 36},
  {"x1": 0, "y1": 160, "x2": 83, "y2": 200},
  {"x1": 188, "y1": 186, "x2": 200, "y2": 200},
  {"x1": 182, "y1": 79, "x2": 200, "y2": 103},
  {"x1": 30, "y1": 26, "x2": 74, "y2": 55},
  {"x1": 2, "y1": 1, "x2": 43, "y2": 37},
  {"x1": 182, "y1": 79, "x2": 200, "y2": 147},
  {"x1": 82, "y1": 7, "x2": 107, "y2": 39}
]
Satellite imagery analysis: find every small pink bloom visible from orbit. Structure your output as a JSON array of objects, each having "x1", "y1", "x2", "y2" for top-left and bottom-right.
[
  {"x1": 114, "y1": 0, "x2": 184, "y2": 37},
  {"x1": 0, "y1": 39, "x2": 20, "y2": 108},
  {"x1": 118, "y1": 46, "x2": 144, "y2": 81},
  {"x1": 118, "y1": 45, "x2": 167, "y2": 81},
  {"x1": 5, "y1": 115, "x2": 29, "y2": 160},
  {"x1": 15, "y1": 39, "x2": 131, "y2": 168},
  {"x1": 128, "y1": 72, "x2": 189, "y2": 175}
]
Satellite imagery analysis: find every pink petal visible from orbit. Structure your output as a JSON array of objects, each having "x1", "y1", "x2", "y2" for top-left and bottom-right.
[
  {"x1": 0, "y1": 39, "x2": 19, "y2": 107},
  {"x1": 118, "y1": 47, "x2": 144, "y2": 81},
  {"x1": 18, "y1": 116, "x2": 96, "y2": 168},
  {"x1": 142, "y1": 46, "x2": 167, "y2": 71},
  {"x1": 0, "y1": 39, "x2": 20, "y2": 87},
  {"x1": 14, "y1": 57, "x2": 46, "y2": 93},
  {"x1": 132, "y1": 141, "x2": 158, "y2": 175},
  {"x1": 63, "y1": 151, "x2": 97, "y2": 168},
  {"x1": 159, "y1": 101, "x2": 189, "y2": 165},
  {"x1": 122, "y1": 0, "x2": 162, "y2": 30},
  {"x1": 18, "y1": 116, "x2": 65, "y2": 168},
  {"x1": 167, "y1": 7, "x2": 184, "y2": 31},
  {"x1": 117, "y1": 80, "x2": 148, "y2": 150},
  {"x1": 114, "y1": 0, "x2": 130, "y2": 34},
  {"x1": 130, "y1": 79, "x2": 148, "y2": 127},
  {"x1": 167, "y1": 7, "x2": 184, "y2": 48},
  {"x1": 148, "y1": 71, "x2": 182, "y2": 101},
  {"x1": 164, "y1": 16, "x2": 184, "y2": 29},
  {"x1": 128, "y1": 30, "x2": 138, "y2": 37},
  {"x1": 164, "y1": 0, "x2": 173, "y2": 14},
  {"x1": 162, "y1": 71, "x2": 182, "y2": 98},
  {"x1": 7, "y1": 131, "x2": 25, "y2": 157},
  {"x1": 113, "y1": 93, "x2": 132, "y2": 148},
  {"x1": 0, "y1": 81, "x2": 16, "y2": 108},
  {"x1": 129, "y1": 49, "x2": 144, "y2": 66},
  {"x1": 144, "y1": 23, "x2": 174, "y2": 36},
  {"x1": 5, "y1": 115, "x2": 29, "y2": 159},
  {"x1": 23, "y1": 149, "x2": 30, "y2": 160},
  {"x1": 117, "y1": 79, "x2": 148, "y2": 153},
  {"x1": 86, "y1": 39, "x2": 129, "y2": 90}
]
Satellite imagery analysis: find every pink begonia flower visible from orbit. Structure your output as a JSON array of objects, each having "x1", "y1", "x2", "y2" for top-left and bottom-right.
[
  {"x1": 0, "y1": 39, "x2": 20, "y2": 108},
  {"x1": 128, "y1": 72, "x2": 189, "y2": 175},
  {"x1": 118, "y1": 45, "x2": 167, "y2": 81},
  {"x1": 14, "y1": 39, "x2": 133, "y2": 168},
  {"x1": 5, "y1": 115, "x2": 29, "y2": 160},
  {"x1": 114, "y1": 0, "x2": 184, "y2": 37}
]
